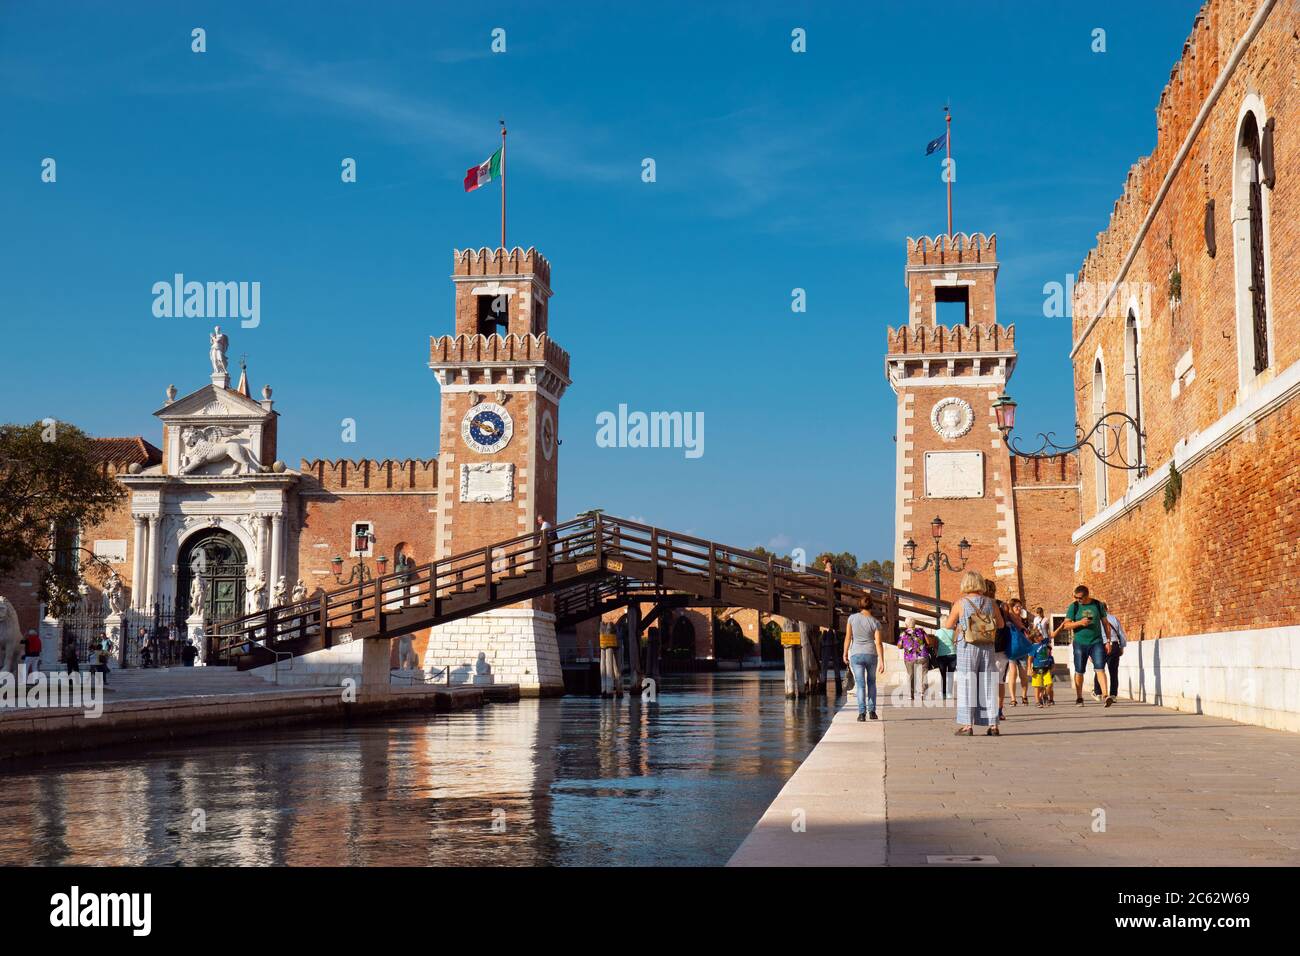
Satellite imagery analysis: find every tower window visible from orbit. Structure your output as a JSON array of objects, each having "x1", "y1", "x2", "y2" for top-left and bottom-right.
[
  {"x1": 935, "y1": 285, "x2": 970, "y2": 325},
  {"x1": 476, "y1": 294, "x2": 509, "y2": 336}
]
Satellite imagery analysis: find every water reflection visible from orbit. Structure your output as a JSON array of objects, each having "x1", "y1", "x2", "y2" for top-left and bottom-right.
[{"x1": 0, "y1": 672, "x2": 836, "y2": 866}]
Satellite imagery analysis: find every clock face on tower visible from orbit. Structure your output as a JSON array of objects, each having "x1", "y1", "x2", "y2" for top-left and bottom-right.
[
  {"x1": 461, "y1": 402, "x2": 513, "y2": 454},
  {"x1": 540, "y1": 409, "x2": 556, "y2": 461}
]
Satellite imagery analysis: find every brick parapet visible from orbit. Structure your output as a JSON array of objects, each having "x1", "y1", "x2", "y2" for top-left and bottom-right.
[{"x1": 298, "y1": 458, "x2": 438, "y2": 492}]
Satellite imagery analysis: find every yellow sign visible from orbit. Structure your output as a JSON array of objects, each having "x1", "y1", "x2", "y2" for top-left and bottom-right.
[
  {"x1": 577, "y1": 559, "x2": 598, "y2": 573},
  {"x1": 598, "y1": 633, "x2": 619, "y2": 649},
  {"x1": 780, "y1": 631, "x2": 802, "y2": 647},
  {"x1": 607, "y1": 559, "x2": 624, "y2": 572}
]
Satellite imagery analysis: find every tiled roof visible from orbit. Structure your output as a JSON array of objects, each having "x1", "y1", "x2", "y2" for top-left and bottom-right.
[{"x1": 87, "y1": 437, "x2": 162, "y2": 467}]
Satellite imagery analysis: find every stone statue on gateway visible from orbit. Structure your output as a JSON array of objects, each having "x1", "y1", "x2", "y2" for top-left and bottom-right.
[{"x1": 209, "y1": 326, "x2": 229, "y2": 376}]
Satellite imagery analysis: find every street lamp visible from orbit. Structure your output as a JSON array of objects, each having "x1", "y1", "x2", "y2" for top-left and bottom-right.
[
  {"x1": 903, "y1": 516, "x2": 970, "y2": 628},
  {"x1": 994, "y1": 391, "x2": 1146, "y2": 476},
  {"x1": 331, "y1": 531, "x2": 387, "y2": 586}
]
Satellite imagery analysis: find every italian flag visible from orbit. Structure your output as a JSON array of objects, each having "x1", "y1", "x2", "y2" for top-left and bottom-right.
[{"x1": 463, "y1": 148, "x2": 502, "y2": 192}]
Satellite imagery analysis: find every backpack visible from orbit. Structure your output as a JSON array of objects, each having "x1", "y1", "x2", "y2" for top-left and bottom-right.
[{"x1": 962, "y1": 597, "x2": 997, "y2": 646}]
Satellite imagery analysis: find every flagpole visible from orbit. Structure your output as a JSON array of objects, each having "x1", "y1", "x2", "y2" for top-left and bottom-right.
[
  {"x1": 946, "y1": 105, "x2": 956, "y2": 238},
  {"x1": 500, "y1": 119, "x2": 507, "y2": 249}
]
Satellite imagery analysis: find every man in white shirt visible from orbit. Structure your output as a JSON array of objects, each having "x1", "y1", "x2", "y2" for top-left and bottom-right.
[{"x1": 1093, "y1": 611, "x2": 1127, "y2": 700}]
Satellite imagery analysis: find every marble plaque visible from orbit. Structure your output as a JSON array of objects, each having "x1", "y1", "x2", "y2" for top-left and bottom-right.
[
  {"x1": 459, "y1": 462, "x2": 515, "y2": 503},
  {"x1": 93, "y1": 539, "x2": 128, "y2": 563},
  {"x1": 924, "y1": 451, "x2": 984, "y2": 499}
]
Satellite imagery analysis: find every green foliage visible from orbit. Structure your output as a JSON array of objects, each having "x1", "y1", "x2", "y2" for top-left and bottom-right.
[
  {"x1": 0, "y1": 420, "x2": 125, "y2": 616},
  {"x1": 814, "y1": 551, "x2": 859, "y2": 577},
  {"x1": 858, "y1": 559, "x2": 894, "y2": 584},
  {"x1": 1163, "y1": 461, "x2": 1183, "y2": 512},
  {"x1": 1169, "y1": 268, "x2": 1182, "y2": 302}
]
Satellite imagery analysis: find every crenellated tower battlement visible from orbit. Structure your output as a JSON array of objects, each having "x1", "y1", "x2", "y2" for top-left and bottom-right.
[{"x1": 905, "y1": 231, "x2": 998, "y2": 265}]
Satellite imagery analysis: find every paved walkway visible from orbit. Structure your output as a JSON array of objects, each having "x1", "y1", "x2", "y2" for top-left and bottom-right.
[{"x1": 733, "y1": 692, "x2": 1300, "y2": 866}]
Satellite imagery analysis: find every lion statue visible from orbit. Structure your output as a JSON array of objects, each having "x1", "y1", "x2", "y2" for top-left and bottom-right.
[
  {"x1": 178, "y1": 426, "x2": 261, "y2": 475},
  {"x1": 0, "y1": 597, "x2": 22, "y2": 677}
]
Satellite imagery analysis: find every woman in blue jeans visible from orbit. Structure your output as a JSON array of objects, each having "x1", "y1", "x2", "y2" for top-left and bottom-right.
[{"x1": 842, "y1": 595, "x2": 885, "y2": 721}]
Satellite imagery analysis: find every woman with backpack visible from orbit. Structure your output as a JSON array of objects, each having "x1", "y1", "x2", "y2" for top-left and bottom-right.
[
  {"x1": 944, "y1": 570, "x2": 1006, "y2": 736},
  {"x1": 1004, "y1": 597, "x2": 1034, "y2": 708}
]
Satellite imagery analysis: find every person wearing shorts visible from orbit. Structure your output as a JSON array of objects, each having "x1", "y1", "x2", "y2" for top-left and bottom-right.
[
  {"x1": 1054, "y1": 584, "x2": 1112, "y2": 707},
  {"x1": 1029, "y1": 633, "x2": 1054, "y2": 706}
]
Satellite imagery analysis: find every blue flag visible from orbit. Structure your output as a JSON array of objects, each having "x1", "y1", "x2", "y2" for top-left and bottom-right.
[{"x1": 925, "y1": 131, "x2": 948, "y2": 156}]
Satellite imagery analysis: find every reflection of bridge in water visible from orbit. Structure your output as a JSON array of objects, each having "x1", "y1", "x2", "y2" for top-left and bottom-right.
[
  {"x1": 1, "y1": 672, "x2": 830, "y2": 866},
  {"x1": 212, "y1": 513, "x2": 948, "y2": 687}
]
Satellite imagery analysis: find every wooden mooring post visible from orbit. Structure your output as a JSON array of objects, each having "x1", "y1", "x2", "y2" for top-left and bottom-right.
[
  {"x1": 626, "y1": 603, "x2": 643, "y2": 695},
  {"x1": 781, "y1": 626, "x2": 803, "y2": 698},
  {"x1": 822, "y1": 627, "x2": 844, "y2": 692},
  {"x1": 599, "y1": 624, "x2": 622, "y2": 698}
]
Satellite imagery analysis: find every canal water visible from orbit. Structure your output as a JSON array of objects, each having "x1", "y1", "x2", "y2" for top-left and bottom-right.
[{"x1": 0, "y1": 671, "x2": 841, "y2": 866}]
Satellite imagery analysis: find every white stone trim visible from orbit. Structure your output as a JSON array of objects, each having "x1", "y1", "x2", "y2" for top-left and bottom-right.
[
  {"x1": 887, "y1": 370, "x2": 1011, "y2": 394},
  {"x1": 1074, "y1": 355, "x2": 1300, "y2": 543},
  {"x1": 1114, "y1": 624, "x2": 1300, "y2": 733},
  {"x1": 438, "y1": 381, "x2": 565, "y2": 406}
]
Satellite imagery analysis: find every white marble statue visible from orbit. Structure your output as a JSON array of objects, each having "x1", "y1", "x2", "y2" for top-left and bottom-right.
[
  {"x1": 178, "y1": 425, "x2": 261, "y2": 475},
  {"x1": 396, "y1": 635, "x2": 420, "y2": 671},
  {"x1": 0, "y1": 597, "x2": 21, "y2": 676},
  {"x1": 291, "y1": 579, "x2": 308, "y2": 603},
  {"x1": 104, "y1": 570, "x2": 127, "y2": 615},
  {"x1": 188, "y1": 574, "x2": 204, "y2": 616},
  {"x1": 209, "y1": 326, "x2": 228, "y2": 375},
  {"x1": 271, "y1": 576, "x2": 288, "y2": 607},
  {"x1": 245, "y1": 568, "x2": 266, "y2": 613}
]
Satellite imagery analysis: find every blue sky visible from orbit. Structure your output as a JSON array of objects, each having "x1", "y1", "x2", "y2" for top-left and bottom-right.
[{"x1": 1, "y1": 1, "x2": 1200, "y2": 562}]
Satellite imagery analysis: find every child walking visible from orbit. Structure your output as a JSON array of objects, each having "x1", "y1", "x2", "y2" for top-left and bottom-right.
[{"x1": 1030, "y1": 630, "x2": 1054, "y2": 706}]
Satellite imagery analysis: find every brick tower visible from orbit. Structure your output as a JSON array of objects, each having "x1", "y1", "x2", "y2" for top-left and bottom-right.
[
  {"x1": 423, "y1": 247, "x2": 571, "y2": 696},
  {"x1": 887, "y1": 233, "x2": 1022, "y2": 607}
]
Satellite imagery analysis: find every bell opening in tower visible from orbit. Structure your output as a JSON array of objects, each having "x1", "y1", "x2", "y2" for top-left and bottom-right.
[
  {"x1": 935, "y1": 285, "x2": 970, "y2": 326},
  {"x1": 476, "y1": 293, "x2": 509, "y2": 336}
]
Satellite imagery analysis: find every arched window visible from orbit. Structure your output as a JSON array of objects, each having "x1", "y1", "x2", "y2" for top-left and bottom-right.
[
  {"x1": 1123, "y1": 310, "x2": 1143, "y2": 479},
  {"x1": 1093, "y1": 355, "x2": 1108, "y2": 510},
  {"x1": 1232, "y1": 99, "x2": 1274, "y2": 390}
]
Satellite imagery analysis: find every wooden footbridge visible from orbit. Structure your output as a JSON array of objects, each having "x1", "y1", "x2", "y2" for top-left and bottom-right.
[{"x1": 210, "y1": 513, "x2": 948, "y2": 670}]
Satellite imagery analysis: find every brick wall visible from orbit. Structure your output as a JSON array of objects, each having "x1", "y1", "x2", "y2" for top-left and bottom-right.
[
  {"x1": 1069, "y1": 0, "x2": 1298, "y2": 640},
  {"x1": 1011, "y1": 454, "x2": 1082, "y2": 613},
  {"x1": 295, "y1": 459, "x2": 438, "y2": 662},
  {"x1": 1073, "y1": 397, "x2": 1300, "y2": 639}
]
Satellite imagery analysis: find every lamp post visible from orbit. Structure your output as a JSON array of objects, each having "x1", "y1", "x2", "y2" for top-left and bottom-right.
[
  {"x1": 331, "y1": 531, "x2": 387, "y2": 587},
  {"x1": 992, "y1": 392, "x2": 1146, "y2": 476},
  {"x1": 903, "y1": 516, "x2": 970, "y2": 629}
]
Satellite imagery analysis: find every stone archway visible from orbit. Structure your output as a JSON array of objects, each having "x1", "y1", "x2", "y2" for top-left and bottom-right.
[{"x1": 177, "y1": 529, "x2": 247, "y2": 623}]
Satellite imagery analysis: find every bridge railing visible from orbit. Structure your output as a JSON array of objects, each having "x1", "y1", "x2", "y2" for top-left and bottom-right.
[
  {"x1": 210, "y1": 513, "x2": 606, "y2": 660},
  {"x1": 210, "y1": 512, "x2": 950, "y2": 661}
]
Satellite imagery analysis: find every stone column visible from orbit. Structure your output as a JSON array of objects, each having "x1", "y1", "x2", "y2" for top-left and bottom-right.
[
  {"x1": 130, "y1": 515, "x2": 146, "y2": 610},
  {"x1": 260, "y1": 514, "x2": 272, "y2": 581},
  {"x1": 144, "y1": 515, "x2": 160, "y2": 609},
  {"x1": 270, "y1": 513, "x2": 284, "y2": 593}
]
